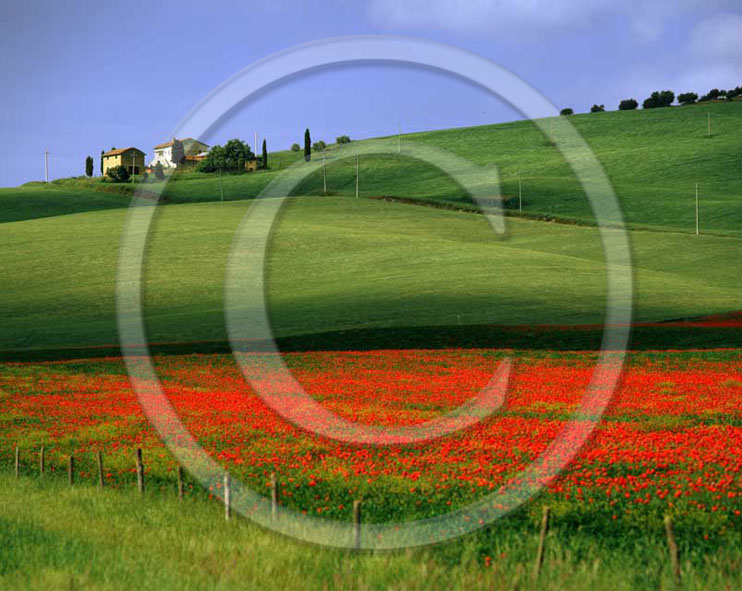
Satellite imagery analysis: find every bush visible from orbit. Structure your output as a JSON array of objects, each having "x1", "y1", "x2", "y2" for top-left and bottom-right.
[
  {"x1": 312, "y1": 140, "x2": 326, "y2": 152},
  {"x1": 559, "y1": 108, "x2": 574, "y2": 116},
  {"x1": 590, "y1": 104, "x2": 605, "y2": 113},
  {"x1": 643, "y1": 90, "x2": 675, "y2": 109},
  {"x1": 154, "y1": 162, "x2": 165, "y2": 180},
  {"x1": 106, "y1": 165, "x2": 130, "y2": 183},
  {"x1": 336, "y1": 135, "x2": 351, "y2": 144},
  {"x1": 618, "y1": 98, "x2": 638, "y2": 110},
  {"x1": 677, "y1": 92, "x2": 698, "y2": 105},
  {"x1": 291, "y1": 143, "x2": 301, "y2": 152}
]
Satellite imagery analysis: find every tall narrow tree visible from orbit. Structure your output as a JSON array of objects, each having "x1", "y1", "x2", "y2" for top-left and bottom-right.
[
  {"x1": 171, "y1": 139, "x2": 186, "y2": 167},
  {"x1": 85, "y1": 155, "x2": 94, "y2": 177},
  {"x1": 100, "y1": 150, "x2": 104, "y2": 175},
  {"x1": 262, "y1": 139, "x2": 268, "y2": 170},
  {"x1": 304, "y1": 128, "x2": 311, "y2": 162}
]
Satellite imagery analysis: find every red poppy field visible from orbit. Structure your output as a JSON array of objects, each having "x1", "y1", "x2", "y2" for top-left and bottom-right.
[{"x1": 2, "y1": 348, "x2": 741, "y2": 538}]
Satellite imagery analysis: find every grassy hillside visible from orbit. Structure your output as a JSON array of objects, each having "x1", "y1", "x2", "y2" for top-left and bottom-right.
[
  {"x1": 1, "y1": 197, "x2": 738, "y2": 352},
  {"x1": 5, "y1": 102, "x2": 741, "y2": 234}
]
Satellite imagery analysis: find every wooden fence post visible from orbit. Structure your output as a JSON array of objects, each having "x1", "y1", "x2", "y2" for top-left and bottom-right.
[
  {"x1": 664, "y1": 515, "x2": 681, "y2": 587},
  {"x1": 135, "y1": 448, "x2": 144, "y2": 495},
  {"x1": 353, "y1": 500, "x2": 362, "y2": 550},
  {"x1": 39, "y1": 446, "x2": 45, "y2": 477},
  {"x1": 14, "y1": 447, "x2": 19, "y2": 479},
  {"x1": 270, "y1": 472, "x2": 278, "y2": 519},
  {"x1": 177, "y1": 466, "x2": 184, "y2": 500},
  {"x1": 68, "y1": 455, "x2": 75, "y2": 486},
  {"x1": 533, "y1": 505, "x2": 551, "y2": 580},
  {"x1": 97, "y1": 450, "x2": 104, "y2": 489},
  {"x1": 224, "y1": 473, "x2": 232, "y2": 521}
]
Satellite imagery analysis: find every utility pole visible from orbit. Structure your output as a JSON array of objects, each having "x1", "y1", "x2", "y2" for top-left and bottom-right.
[
  {"x1": 549, "y1": 118, "x2": 553, "y2": 145},
  {"x1": 355, "y1": 155, "x2": 359, "y2": 199},
  {"x1": 518, "y1": 170, "x2": 522, "y2": 213},
  {"x1": 695, "y1": 183, "x2": 699, "y2": 235},
  {"x1": 398, "y1": 123, "x2": 401, "y2": 154},
  {"x1": 322, "y1": 152, "x2": 327, "y2": 193},
  {"x1": 219, "y1": 166, "x2": 224, "y2": 202},
  {"x1": 254, "y1": 132, "x2": 258, "y2": 157},
  {"x1": 707, "y1": 113, "x2": 711, "y2": 137},
  {"x1": 44, "y1": 148, "x2": 49, "y2": 182}
]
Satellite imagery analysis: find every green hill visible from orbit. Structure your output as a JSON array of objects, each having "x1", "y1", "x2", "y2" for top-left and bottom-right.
[
  {"x1": 1, "y1": 196, "x2": 738, "y2": 353},
  {"x1": 5, "y1": 101, "x2": 741, "y2": 234}
]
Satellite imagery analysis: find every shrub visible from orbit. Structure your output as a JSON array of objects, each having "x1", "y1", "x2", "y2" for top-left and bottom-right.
[
  {"x1": 154, "y1": 162, "x2": 165, "y2": 180},
  {"x1": 643, "y1": 90, "x2": 675, "y2": 109},
  {"x1": 619, "y1": 98, "x2": 638, "y2": 110},
  {"x1": 590, "y1": 104, "x2": 605, "y2": 113},
  {"x1": 559, "y1": 108, "x2": 574, "y2": 116},
  {"x1": 336, "y1": 135, "x2": 351, "y2": 144},
  {"x1": 291, "y1": 143, "x2": 300, "y2": 152},
  {"x1": 106, "y1": 165, "x2": 130, "y2": 183},
  {"x1": 312, "y1": 140, "x2": 326, "y2": 152},
  {"x1": 677, "y1": 92, "x2": 698, "y2": 105}
]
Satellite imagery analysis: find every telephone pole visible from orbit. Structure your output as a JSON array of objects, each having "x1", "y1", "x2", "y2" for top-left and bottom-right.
[
  {"x1": 398, "y1": 123, "x2": 401, "y2": 154},
  {"x1": 695, "y1": 183, "x2": 699, "y2": 235},
  {"x1": 355, "y1": 155, "x2": 359, "y2": 198},
  {"x1": 707, "y1": 113, "x2": 711, "y2": 137},
  {"x1": 322, "y1": 152, "x2": 327, "y2": 193},
  {"x1": 44, "y1": 148, "x2": 49, "y2": 182},
  {"x1": 518, "y1": 170, "x2": 522, "y2": 213}
]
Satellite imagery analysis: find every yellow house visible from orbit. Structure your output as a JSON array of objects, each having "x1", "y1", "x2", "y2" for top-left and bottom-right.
[
  {"x1": 245, "y1": 158, "x2": 259, "y2": 172},
  {"x1": 102, "y1": 148, "x2": 146, "y2": 176}
]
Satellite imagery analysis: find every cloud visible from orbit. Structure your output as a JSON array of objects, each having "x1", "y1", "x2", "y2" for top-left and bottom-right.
[
  {"x1": 689, "y1": 13, "x2": 742, "y2": 64},
  {"x1": 366, "y1": 0, "x2": 740, "y2": 43},
  {"x1": 366, "y1": 0, "x2": 615, "y2": 39}
]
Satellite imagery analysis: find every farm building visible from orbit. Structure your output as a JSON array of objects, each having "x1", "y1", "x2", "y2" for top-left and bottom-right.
[
  {"x1": 149, "y1": 138, "x2": 209, "y2": 168},
  {"x1": 101, "y1": 148, "x2": 145, "y2": 176}
]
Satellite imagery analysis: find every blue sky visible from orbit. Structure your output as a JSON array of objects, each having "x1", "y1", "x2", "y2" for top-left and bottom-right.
[{"x1": 1, "y1": 0, "x2": 740, "y2": 187}]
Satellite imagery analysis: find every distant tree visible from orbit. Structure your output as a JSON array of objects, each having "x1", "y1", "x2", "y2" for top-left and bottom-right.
[
  {"x1": 559, "y1": 108, "x2": 574, "y2": 116},
  {"x1": 336, "y1": 134, "x2": 351, "y2": 144},
  {"x1": 197, "y1": 139, "x2": 253, "y2": 173},
  {"x1": 677, "y1": 92, "x2": 698, "y2": 105},
  {"x1": 727, "y1": 86, "x2": 742, "y2": 100},
  {"x1": 699, "y1": 88, "x2": 722, "y2": 102},
  {"x1": 643, "y1": 90, "x2": 675, "y2": 109},
  {"x1": 290, "y1": 143, "x2": 301, "y2": 152},
  {"x1": 304, "y1": 128, "x2": 311, "y2": 162},
  {"x1": 85, "y1": 155, "x2": 94, "y2": 177},
  {"x1": 312, "y1": 140, "x2": 326, "y2": 152},
  {"x1": 171, "y1": 139, "x2": 186, "y2": 166},
  {"x1": 100, "y1": 150, "x2": 104, "y2": 174},
  {"x1": 590, "y1": 104, "x2": 605, "y2": 113},
  {"x1": 618, "y1": 98, "x2": 638, "y2": 110},
  {"x1": 106, "y1": 165, "x2": 130, "y2": 183},
  {"x1": 261, "y1": 139, "x2": 268, "y2": 170},
  {"x1": 154, "y1": 162, "x2": 165, "y2": 180}
]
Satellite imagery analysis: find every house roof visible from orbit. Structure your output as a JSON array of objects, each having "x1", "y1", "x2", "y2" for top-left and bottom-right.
[
  {"x1": 154, "y1": 138, "x2": 209, "y2": 150},
  {"x1": 102, "y1": 147, "x2": 144, "y2": 157}
]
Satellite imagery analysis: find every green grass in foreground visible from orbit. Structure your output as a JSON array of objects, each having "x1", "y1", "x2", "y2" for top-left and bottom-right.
[
  {"x1": 0, "y1": 197, "x2": 739, "y2": 352},
  {"x1": 0, "y1": 474, "x2": 739, "y2": 591}
]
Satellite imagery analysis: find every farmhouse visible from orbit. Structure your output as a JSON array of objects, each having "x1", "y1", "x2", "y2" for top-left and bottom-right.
[
  {"x1": 101, "y1": 148, "x2": 145, "y2": 176},
  {"x1": 149, "y1": 138, "x2": 209, "y2": 168}
]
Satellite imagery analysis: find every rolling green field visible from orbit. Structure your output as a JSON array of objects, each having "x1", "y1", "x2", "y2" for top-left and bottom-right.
[
  {"x1": 4, "y1": 101, "x2": 742, "y2": 232},
  {"x1": 1, "y1": 196, "x2": 739, "y2": 353}
]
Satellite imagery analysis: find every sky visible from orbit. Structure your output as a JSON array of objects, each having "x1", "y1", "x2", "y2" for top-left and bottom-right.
[{"x1": 1, "y1": 0, "x2": 740, "y2": 187}]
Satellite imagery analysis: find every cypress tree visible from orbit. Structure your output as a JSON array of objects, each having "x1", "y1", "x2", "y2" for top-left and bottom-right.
[
  {"x1": 100, "y1": 150, "x2": 104, "y2": 175},
  {"x1": 85, "y1": 155, "x2": 94, "y2": 177},
  {"x1": 304, "y1": 128, "x2": 311, "y2": 162},
  {"x1": 262, "y1": 139, "x2": 268, "y2": 169}
]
